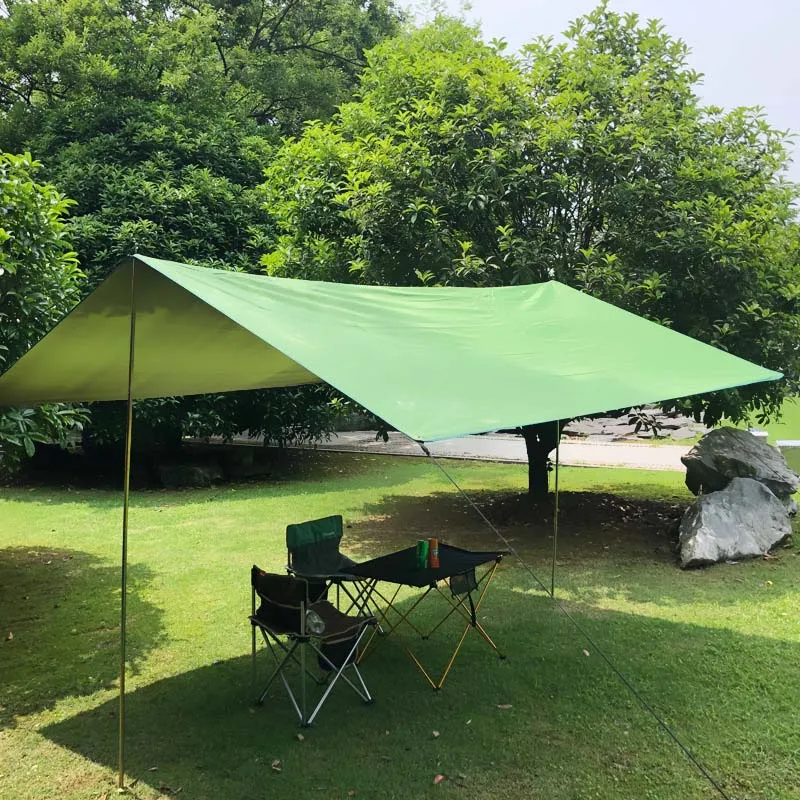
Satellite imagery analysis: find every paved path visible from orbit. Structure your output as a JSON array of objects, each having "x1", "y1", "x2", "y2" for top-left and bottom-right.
[{"x1": 305, "y1": 431, "x2": 690, "y2": 472}]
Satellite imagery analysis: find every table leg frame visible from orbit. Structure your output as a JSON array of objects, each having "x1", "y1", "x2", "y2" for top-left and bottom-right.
[{"x1": 356, "y1": 559, "x2": 504, "y2": 689}]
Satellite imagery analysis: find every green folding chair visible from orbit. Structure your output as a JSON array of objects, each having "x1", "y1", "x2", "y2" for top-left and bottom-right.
[{"x1": 286, "y1": 515, "x2": 373, "y2": 615}]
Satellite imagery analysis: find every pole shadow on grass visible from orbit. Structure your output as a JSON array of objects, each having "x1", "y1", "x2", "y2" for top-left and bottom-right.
[
  {"x1": 0, "y1": 546, "x2": 165, "y2": 729},
  {"x1": 41, "y1": 587, "x2": 799, "y2": 800}
]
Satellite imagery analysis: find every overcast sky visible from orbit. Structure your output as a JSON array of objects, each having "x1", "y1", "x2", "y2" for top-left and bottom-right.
[{"x1": 411, "y1": 0, "x2": 799, "y2": 181}]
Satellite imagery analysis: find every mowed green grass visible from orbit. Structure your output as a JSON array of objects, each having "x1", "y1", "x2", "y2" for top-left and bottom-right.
[
  {"x1": 0, "y1": 452, "x2": 798, "y2": 800},
  {"x1": 739, "y1": 396, "x2": 800, "y2": 443}
]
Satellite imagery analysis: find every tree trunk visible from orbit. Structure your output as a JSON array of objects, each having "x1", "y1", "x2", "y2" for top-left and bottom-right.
[{"x1": 520, "y1": 421, "x2": 564, "y2": 503}]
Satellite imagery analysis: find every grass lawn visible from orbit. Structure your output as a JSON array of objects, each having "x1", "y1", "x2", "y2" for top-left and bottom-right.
[
  {"x1": 0, "y1": 451, "x2": 798, "y2": 800},
  {"x1": 734, "y1": 396, "x2": 800, "y2": 444}
]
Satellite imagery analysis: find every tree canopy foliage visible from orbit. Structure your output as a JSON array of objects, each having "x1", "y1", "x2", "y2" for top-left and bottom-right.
[
  {"x1": 261, "y1": 9, "x2": 800, "y2": 495},
  {"x1": 0, "y1": 0, "x2": 402, "y2": 459},
  {"x1": 0, "y1": 152, "x2": 89, "y2": 472},
  {"x1": 0, "y1": 0, "x2": 402, "y2": 282}
]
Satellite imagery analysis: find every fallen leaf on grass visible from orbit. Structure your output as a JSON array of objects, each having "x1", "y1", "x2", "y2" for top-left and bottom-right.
[
  {"x1": 433, "y1": 774, "x2": 445, "y2": 785},
  {"x1": 496, "y1": 704, "x2": 512, "y2": 710},
  {"x1": 271, "y1": 759, "x2": 282, "y2": 773}
]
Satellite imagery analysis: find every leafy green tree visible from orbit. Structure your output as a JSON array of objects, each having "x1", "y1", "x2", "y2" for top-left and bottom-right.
[
  {"x1": 0, "y1": 152, "x2": 89, "y2": 474},
  {"x1": 261, "y1": 9, "x2": 800, "y2": 500},
  {"x1": 0, "y1": 0, "x2": 401, "y2": 461},
  {"x1": 0, "y1": 0, "x2": 402, "y2": 284}
]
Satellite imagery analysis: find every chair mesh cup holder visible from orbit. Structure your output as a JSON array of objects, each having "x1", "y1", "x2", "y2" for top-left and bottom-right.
[{"x1": 250, "y1": 566, "x2": 376, "y2": 727}]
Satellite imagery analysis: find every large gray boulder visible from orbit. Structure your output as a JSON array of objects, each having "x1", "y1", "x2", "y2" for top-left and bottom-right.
[
  {"x1": 678, "y1": 477, "x2": 792, "y2": 568},
  {"x1": 681, "y1": 427, "x2": 799, "y2": 499}
]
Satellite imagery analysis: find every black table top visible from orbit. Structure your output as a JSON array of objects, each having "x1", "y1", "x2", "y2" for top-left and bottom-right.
[{"x1": 349, "y1": 542, "x2": 503, "y2": 588}]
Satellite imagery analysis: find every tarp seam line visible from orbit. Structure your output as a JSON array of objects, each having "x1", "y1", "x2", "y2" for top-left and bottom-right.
[{"x1": 417, "y1": 442, "x2": 733, "y2": 800}]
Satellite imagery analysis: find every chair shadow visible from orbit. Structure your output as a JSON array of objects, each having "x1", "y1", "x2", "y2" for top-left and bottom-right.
[
  {"x1": 41, "y1": 587, "x2": 799, "y2": 800},
  {"x1": 0, "y1": 546, "x2": 165, "y2": 729}
]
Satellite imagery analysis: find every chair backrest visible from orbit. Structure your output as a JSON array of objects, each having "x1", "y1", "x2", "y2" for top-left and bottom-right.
[
  {"x1": 251, "y1": 567, "x2": 325, "y2": 632},
  {"x1": 286, "y1": 515, "x2": 345, "y2": 574}
]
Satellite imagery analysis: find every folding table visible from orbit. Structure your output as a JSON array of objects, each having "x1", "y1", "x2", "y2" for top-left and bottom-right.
[{"x1": 350, "y1": 543, "x2": 505, "y2": 689}]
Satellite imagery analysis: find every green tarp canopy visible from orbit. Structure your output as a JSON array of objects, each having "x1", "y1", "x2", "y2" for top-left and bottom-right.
[{"x1": 0, "y1": 255, "x2": 781, "y2": 437}]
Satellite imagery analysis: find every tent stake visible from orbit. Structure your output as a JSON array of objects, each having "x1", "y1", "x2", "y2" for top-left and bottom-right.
[
  {"x1": 550, "y1": 420, "x2": 560, "y2": 598},
  {"x1": 118, "y1": 259, "x2": 137, "y2": 790}
]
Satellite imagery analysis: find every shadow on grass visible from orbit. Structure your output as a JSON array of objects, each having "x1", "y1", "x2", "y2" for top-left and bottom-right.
[
  {"x1": 14, "y1": 448, "x2": 403, "y2": 495},
  {"x1": 340, "y1": 489, "x2": 800, "y2": 609},
  {"x1": 0, "y1": 547, "x2": 165, "y2": 729},
  {"x1": 4, "y1": 451, "x2": 426, "y2": 508},
  {"x1": 41, "y1": 587, "x2": 799, "y2": 800},
  {"x1": 343, "y1": 488, "x2": 683, "y2": 564}
]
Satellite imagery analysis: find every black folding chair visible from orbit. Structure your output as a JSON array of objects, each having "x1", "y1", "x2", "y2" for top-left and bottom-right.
[
  {"x1": 286, "y1": 515, "x2": 373, "y2": 615},
  {"x1": 249, "y1": 566, "x2": 376, "y2": 726}
]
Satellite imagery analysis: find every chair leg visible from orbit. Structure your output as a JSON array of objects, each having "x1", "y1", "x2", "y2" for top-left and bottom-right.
[
  {"x1": 258, "y1": 639, "x2": 301, "y2": 704},
  {"x1": 251, "y1": 589, "x2": 257, "y2": 690},
  {"x1": 306, "y1": 626, "x2": 375, "y2": 726},
  {"x1": 257, "y1": 627, "x2": 324, "y2": 685},
  {"x1": 252, "y1": 623, "x2": 375, "y2": 727},
  {"x1": 300, "y1": 637, "x2": 308, "y2": 726},
  {"x1": 338, "y1": 580, "x2": 374, "y2": 617},
  {"x1": 254, "y1": 628, "x2": 325, "y2": 726}
]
